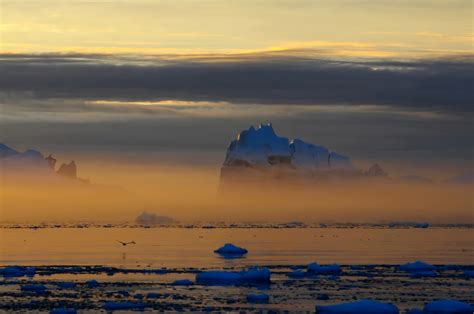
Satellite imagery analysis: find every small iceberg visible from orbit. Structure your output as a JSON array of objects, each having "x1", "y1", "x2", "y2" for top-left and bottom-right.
[
  {"x1": 400, "y1": 261, "x2": 436, "y2": 272},
  {"x1": 246, "y1": 293, "x2": 270, "y2": 303},
  {"x1": 214, "y1": 243, "x2": 248, "y2": 258},
  {"x1": 102, "y1": 301, "x2": 145, "y2": 311},
  {"x1": 423, "y1": 300, "x2": 473, "y2": 314},
  {"x1": 196, "y1": 267, "x2": 270, "y2": 285},
  {"x1": 308, "y1": 262, "x2": 342, "y2": 275},
  {"x1": 315, "y1": 299, "x2": 399, "y2": 313},
  {"x1": 172, "y1": 279, "x2": 193, "y2": 286}
]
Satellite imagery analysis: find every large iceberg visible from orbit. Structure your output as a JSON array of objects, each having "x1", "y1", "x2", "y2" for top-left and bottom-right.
[
  {"x1": 223, "y1": 123, "x2": 354, "y2": 172},
  {"x1": 315, "y1": 299, "x2": 399, "y2": 314}
]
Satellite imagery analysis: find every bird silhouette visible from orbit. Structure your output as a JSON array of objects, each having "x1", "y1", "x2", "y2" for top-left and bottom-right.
[{"x1": 117, "y1": 240, "x2": 136, "y2": 246}]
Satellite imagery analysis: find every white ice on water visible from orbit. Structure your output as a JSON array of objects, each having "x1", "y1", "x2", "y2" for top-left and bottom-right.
[{"x1": 315, "y1": 299, "x2": 399, "y2": 313}]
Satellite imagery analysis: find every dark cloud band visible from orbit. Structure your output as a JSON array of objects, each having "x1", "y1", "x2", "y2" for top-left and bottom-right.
[{"x1": 0, "y1": 53, "x2": 473, "y2": 113}]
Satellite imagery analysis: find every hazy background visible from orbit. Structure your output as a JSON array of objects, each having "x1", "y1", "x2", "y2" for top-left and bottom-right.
[{"x1": 0, "y1": 0, "x2": 472, "y2": 223}]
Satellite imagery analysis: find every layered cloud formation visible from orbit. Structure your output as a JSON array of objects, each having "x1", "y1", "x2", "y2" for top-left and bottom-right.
[{"x1": 1, "y1": 53, "x2": 473, "y2": 114}]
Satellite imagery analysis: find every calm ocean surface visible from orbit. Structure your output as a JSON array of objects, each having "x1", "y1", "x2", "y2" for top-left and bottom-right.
[{"x1": 1, "y1": 227, "x2": 472, "y2": 267}]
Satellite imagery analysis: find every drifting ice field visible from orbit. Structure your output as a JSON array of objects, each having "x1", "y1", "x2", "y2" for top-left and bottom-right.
[{"x1": 0, "y1": 225, "x2": 472, "y2": 312}]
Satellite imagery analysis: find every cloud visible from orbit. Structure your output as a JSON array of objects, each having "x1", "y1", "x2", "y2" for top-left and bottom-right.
[{"x1": 0, "y1": 53, "x2": 473, "y2": 114}]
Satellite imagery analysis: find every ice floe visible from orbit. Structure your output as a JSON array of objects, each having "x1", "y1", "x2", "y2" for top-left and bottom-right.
[
  {"x1": 196, "y1": 267, "x2": 270, "y2": 285},
  {"x1": 308, "y1": 262, "x2": 342, "y2": 275},
  {"x1": 21, "y1": 284, "x2": 47, "y2": 293},
  {"x1": 400, "y1": 261, "x2": 436, "y2": 272},
  {"x1": 102, "y1": 301, "x2": 145, "y2": 311},
  {"x1": 423, "y1": 300, "x2": 473, "y2": 314},
  {"x1": 55, "y1": 282, "x2": 76, "y2": 289},
  {"x1": 0, "y1": 266, "x2": 35, "y2": 277},
  {"x1": 85, "y1": 280, "x2": 99, "y2": 287},
  {"x1": 50, "y1": 308, "x2": 77, "y2": 314},
  {"x1": 315, "y1": 299, "x2": 399, "y2": 313},
  {"x1": 287, "y1": 270, "x2": 306, "y2": 278}
]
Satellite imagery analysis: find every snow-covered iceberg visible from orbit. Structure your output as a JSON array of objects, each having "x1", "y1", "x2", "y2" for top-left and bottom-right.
[
  {"x1": 214, "y1": 243, "x2": 248, "y2": 257},
  {"x1": 223, "y1": 123, "x2": 354, "y2": 172},
  {"x1": 315, "y1": 299, "x2": 399, "y2": 314}
]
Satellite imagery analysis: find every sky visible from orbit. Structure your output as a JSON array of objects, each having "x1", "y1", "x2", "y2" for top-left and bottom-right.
[{"x1": 1, "y1": 0, "x2": 473, "y2": 175}]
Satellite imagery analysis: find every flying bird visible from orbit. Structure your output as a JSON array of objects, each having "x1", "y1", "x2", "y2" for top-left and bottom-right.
[{"x1": 117, "y1": 240, "x2": 136, "y2": 246}]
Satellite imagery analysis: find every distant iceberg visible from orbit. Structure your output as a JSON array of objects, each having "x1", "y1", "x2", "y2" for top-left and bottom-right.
[
  {"x1": 399, "y1": 261, "x2": 435, "y2": 272},
  {"x1": 219, "y1": 124, "x2": 394, "y2": 188},
  {"x1": 443, "y1": 171, "x2": 474, "y2": 185},
  {"x1": 223, "y1": 123, "x2": 354, "y2": 172},
  {"x1": 315, "y1": 299, "x2": 399, "y2": 313},
  {"x1": 135, "y1": 211, "x2": 174, "y2": 225}
]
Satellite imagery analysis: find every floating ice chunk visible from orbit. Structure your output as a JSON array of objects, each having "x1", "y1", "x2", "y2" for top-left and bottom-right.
[
  {"x1": 287, "y1": 270, "x2": 306, "y2": 278},
  {"x1": 414, "y1": 223, "x2": 429, "y2": 229},
  {"x1": 196, "y1": 267, "x2": 270, "y2": 285},
  {"x1": 399, "y1": 261, "x2": 435, "y2": 272},
  {"x1": 21, "y1": 284, "x2": 47, "y2": 293},
  {"x1": 246, "y1": 293, "x2": 270, "y2": 303},
  {"x1": 102, "y1": 301, "x2": 145, "y2": 311},
  {"x1": 172, "y1": 279, "x2": 193, "y2": 286},
  {"x1": 214, "y1": 243, "x2": 248, "y2": 257},
  {"x1": 56, "y1": 282, "x2": 76, "y2": 289},
  {"x1": 50, "y1": 308, "x2": 77, "y2": 314},
  {"x1": 315, "y1": 299, "x2": 399, "y2": 313},
  {"x1": 241, "y1": 267, "x2": 271, "y2": 283},
  {"x1": 85, "y1": 280, "x2": 99, "y2": 287},
  {"x1": 196, "y1": 271, "x2": 241, "y2": 284},
  {"x1": 0, "y1": 266, "x2": 36, "y2": 278},
  {"x1": 423, "y1": 300, "x2": 473, "y2": 314},
  {"x1": 147, "y1": 292, "x2": 160, "y2": 299},
  {"x1": 308, "y1": 263, "x2": 342, "y2": 275},
  {"x1": 463, "y1": 270, "x2": 474, "y2": 278}
]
